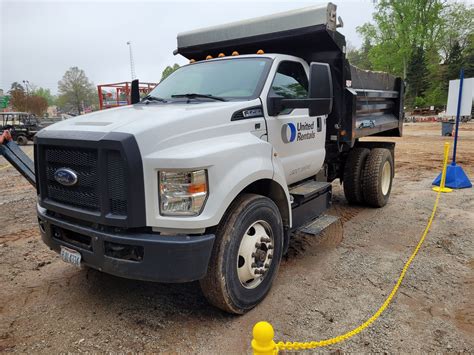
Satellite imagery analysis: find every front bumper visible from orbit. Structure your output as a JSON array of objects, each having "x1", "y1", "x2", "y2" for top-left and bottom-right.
[{"x1": 37, "y1": 206, "x2": 215, "y2": 283}]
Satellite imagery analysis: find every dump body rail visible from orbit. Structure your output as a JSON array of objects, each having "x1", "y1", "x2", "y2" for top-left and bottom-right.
[{"x1": 348, "y1": 66, "x2": 404, "y2": 140}]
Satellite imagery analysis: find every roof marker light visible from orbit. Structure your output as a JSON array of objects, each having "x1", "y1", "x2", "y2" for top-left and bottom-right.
[
  {"x1": 189, "y1": 59, "x2": 196, "y2": 63},
  {"x1": 231, "y1": 51, "x2": 239, "y2": 56},
  {"x1": 257, "y1": 49, "x2": 265, "y2": 54},
  {"x1": 206, "y1": 55, "x2": 213, "y2": 60},
  {"x1": 218, "y1": 53, "x2": 225, "y2": 57}
]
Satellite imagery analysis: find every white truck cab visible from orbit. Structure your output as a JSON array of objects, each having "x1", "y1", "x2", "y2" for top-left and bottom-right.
[{"x1": 32, "y1": 3, "x2": 403, "y2": 313}]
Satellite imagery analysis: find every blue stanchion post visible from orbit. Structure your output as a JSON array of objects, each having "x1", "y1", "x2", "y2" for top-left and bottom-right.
[
  {"x1": 452, "y1": 68, "x2": 464, "y2": 164},
  {"x1": 433, "y1": 68, "x2": 472, "y2": 189}
]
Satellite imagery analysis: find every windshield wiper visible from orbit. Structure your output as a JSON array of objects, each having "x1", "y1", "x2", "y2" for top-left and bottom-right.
[
  {"x1": 171, "y1": 93, "x2": 227, "y2": 102},
  {"x1": 142, "y1": 95, "x2": 167, "y2": 104}
]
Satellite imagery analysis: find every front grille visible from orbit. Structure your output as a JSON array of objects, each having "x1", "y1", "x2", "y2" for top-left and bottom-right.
[
  {"x1": 107, "y1": 151, "x2": 127, "y2": 215},
  {"x1": 45, "y1": 147, "x2": 99, "y2": 211},
  {"x1": 35, "y1": 131, "x2": 145, "y2": 228}
]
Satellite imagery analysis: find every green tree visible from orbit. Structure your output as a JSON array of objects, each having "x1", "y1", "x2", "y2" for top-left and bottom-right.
[
  {"x1": 33, "y1": 87, "x2": 56, "y2": 106},
  {"x1": 57, "y1": 67, "x2": 96, "y2": 114},
  {"x1": 406, "y1": 47, "x2": 429, "y2": 103},
  {"x1": 424, "y1": 46, "x2": 447, "y2": 107},
  {"x1": 357, "y1": 0, "x2": 446, "y2": 79},
  {"x1": 446, "y1": 41, "x2": 464, "y2": 82},
  {"x1": 161, "y1": 63, "x2": 180, "y2": 81},
  {"x1": 346, "y1": 40, "x2": 373, "y2": 70},
  {"x1": 464, "y1": 34, "x2": 474, "y2": 78},
  {"x1": 439, "y1": 2, "x2": 474, "y2": 63}
]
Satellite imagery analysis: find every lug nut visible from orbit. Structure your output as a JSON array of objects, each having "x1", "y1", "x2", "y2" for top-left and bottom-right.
[
  {"x1": 260, "y1": 237, "x2": 271, "y2": 243},
  {"x1": 268, "y1": 245, "x2": 273, "y2": 250},
  {"x1": 251, "y1": 263, "x2": 257, "y2": 268},
  {"x1": 264, "y1": 263, "x2": 270, "y2": 269},
  {"x1": 255, "y1": 242, "x2": 262, "y2": 248},
  {"x1": 251, "y1": 252, "x2": 256, "y2": 257},
  {"x1": 268, "y1": 254, "x2": 273, "y2": 259}
]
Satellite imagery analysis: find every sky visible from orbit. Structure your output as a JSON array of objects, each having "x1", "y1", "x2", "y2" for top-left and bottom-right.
[{"x1": 0, "y1": 0, "x2": 375, "y2": 94}]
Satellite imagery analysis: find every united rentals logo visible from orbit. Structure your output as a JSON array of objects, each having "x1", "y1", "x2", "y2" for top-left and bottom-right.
[
  {"x1": 281, "y1": 123, "x2": 297, "y2": 143},
  {"x1": 281, "y1": 121, "x2": 316, "y2": 143}
]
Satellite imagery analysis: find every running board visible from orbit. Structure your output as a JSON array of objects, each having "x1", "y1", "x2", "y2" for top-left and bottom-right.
[
  {"x1": 290, "y1": 180, "x2": 332, "y2": 230},
  {"x1": 0, "y1": 136, "x2": 36, "y2": 187},
  {"x1": 298, "y1": 214, "x2": 339, "y2": 236}
]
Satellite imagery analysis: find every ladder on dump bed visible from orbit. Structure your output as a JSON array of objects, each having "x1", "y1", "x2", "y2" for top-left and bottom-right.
[{"x1": 0, "y1": 130, "x2": 36, "y2": 187}]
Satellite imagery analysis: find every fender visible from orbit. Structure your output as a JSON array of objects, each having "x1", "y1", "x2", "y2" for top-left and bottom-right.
[{"x1": 142, "y1": 132, "x2": 290, "y2": 231}]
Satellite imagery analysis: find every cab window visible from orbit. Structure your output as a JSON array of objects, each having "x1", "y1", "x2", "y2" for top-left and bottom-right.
[{"x1": 271, "y1": 61, "x2": 308, "y2": 99}]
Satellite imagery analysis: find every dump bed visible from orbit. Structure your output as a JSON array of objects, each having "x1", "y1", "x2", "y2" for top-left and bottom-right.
[{"x1": 175, "y1": 2, "x2": 403, "y2": 147}]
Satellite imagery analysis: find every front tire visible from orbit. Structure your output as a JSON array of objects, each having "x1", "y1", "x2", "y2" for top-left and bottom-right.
[{"x1": 200, "y1": 194, "x2": 283, "y2": 314}]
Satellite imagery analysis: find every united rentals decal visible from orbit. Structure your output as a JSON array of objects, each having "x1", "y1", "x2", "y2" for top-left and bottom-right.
[{"x1": 281, "y1": 121, "x2": 316, "y2": 143}]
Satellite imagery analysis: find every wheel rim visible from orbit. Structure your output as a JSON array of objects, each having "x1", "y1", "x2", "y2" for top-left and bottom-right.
[
  {"x1": 381, "y1": 161, "x2": 391, "y2": 195},
  {"x1": 237, "y1": 220, "x2": 274, "y2": 289}
]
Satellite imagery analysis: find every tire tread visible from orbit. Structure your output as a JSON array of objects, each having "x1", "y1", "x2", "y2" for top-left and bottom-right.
[
  {"x1": 343, "y1": 147, "x2": 370, "y2": 204},
  {"x1": 362, "y1": 148, "x2": 393, "y2": 207}
]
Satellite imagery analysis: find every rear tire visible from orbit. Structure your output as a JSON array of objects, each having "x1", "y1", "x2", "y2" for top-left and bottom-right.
[
  {"x1": 16, "y1": 135, "x2": 28, "y2": 145},
  {"x1": 200, "y1": 193, "x2": 283, "y2": 314},
  {"x1": 362, "y1": 148, "x2": 393, "y2": 207},
  {"x1": 343, "y1": 147, "x2": 370, "y2": 204}
]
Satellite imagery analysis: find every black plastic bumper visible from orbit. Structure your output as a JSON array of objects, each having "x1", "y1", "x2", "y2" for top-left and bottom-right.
[{"x1": 37, "y1": 206, "x2": 215, "y2": 283}]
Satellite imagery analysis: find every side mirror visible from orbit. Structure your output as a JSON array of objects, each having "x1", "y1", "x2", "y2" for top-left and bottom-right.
[
  {"x1": 308, "y1": 62, "x2": 333, "y2": 116},
  {"x1": 130, "y1": 79, "x2": 140, "y2": 104},
  {"x1": 267, "y1": 62, "x2": 333, "y2": 117}
]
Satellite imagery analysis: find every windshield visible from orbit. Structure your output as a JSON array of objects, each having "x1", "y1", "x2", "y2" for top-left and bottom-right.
[{"x1": 148, "y1": 58, "x2": 271, "y2": 101}]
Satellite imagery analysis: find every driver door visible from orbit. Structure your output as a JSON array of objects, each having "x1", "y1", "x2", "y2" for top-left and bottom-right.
[{"x1": 265, "y1": 60, "x2": 326, "y2": 185}]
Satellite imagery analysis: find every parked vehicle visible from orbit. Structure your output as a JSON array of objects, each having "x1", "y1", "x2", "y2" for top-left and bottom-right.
[
  {"x1": 0, "y1": 112, "x2": 41, "y2": 145},
  {"x1": 2, "y1": 3, "x2": 403, "y2": 313}
]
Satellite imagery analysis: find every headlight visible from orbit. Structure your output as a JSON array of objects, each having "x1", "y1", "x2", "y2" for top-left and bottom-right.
[{"x1": 158, "y1": 169, "x2": 208, "y2": 216}]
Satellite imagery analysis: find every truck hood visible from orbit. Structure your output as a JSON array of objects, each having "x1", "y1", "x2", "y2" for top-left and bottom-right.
[{"x1": 44, "y1": 100, "x2": 262, "y2": 154}]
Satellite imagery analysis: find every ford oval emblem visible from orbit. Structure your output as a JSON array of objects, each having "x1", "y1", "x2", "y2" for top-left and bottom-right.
[{"x1": 54, "y1": 168, "x2": 78, "y2": 186}]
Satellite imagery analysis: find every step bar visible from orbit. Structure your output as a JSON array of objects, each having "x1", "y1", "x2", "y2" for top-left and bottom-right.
[{"x1": 289, "y1": 180, "x2": 332, "y2": 230}]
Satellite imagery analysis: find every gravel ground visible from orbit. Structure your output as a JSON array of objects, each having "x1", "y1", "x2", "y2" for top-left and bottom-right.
[{"x1": 0, "y1": 122, "x2": 473, "y2": 353}]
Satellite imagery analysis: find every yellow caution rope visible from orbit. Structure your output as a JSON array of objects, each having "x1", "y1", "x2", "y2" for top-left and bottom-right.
[{"x1": 252, "y1": 142, "x2": 451, "y2": 354}]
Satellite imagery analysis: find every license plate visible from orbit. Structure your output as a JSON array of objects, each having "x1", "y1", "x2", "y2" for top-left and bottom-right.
[{"x1": 60, "y1": 246, "x2": 82, "y2": 268}]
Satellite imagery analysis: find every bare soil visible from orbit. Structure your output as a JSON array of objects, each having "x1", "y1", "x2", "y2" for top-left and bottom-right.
[{"x1": 0, "y1": 122, "x2": 473, "y2": 353}]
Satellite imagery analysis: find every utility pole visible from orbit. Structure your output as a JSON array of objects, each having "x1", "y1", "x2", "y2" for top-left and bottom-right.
[{"x1": 126, "y1": 41, "x2": 137, "y2": 80}]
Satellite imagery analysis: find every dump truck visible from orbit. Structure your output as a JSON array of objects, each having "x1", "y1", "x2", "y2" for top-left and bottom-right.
[{"x1": 1, "y1": 3, "x2": 403, "y2": 314}]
